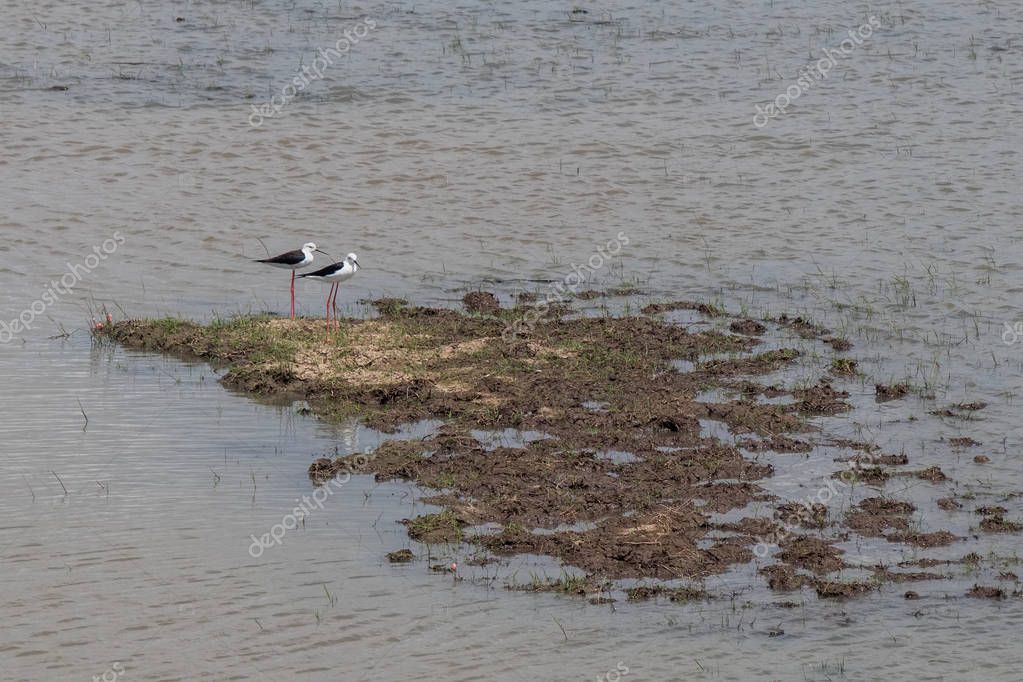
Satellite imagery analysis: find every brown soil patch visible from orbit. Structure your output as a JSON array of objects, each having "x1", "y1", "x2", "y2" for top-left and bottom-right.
[
  {"x1": 967, "y1": 585, "x2": 1005, "y2": 599},
  {"x1": 979, "y1": 516, "x2": 1023, "y2": 533},
  {"x1": 387, "y1": 549, "x2": 414, "y2": 563},
  {"x1": 641, "y1": 300, "x2": 723, "y2": 317},
  {"x1": 937, "y1": 497, "x2": 963, "y2": 511},
  {"x1": 875, "y1": 383, "x2": 910, "y2": 402},
  {"x1": 833, "y1": 466, "x2": 889, "y2": 486},
  {"x1": 739, "y1": 435, "x2": 813, "y2": 453},
  {"x1": 840, "y1": 452, "x2": 909, "y2": 467},
  {"x1": 912, "y1": 466, "x2": 949, "y2": 483},
  {"x1": 775, "y1": 315, "x2": 829, "y2": 339},
  {"x1": 697, "y1": 349, "x2": 800, "y2": 376},
  {"x1": 931, "y1": 402, "x2": 987, "y2": 419},
  {"x1": 886, "y1": 531, "x2": 958, "y2": 548},
  {"x1": 823, "y1": 337, "x2": 853, "y2": 352},
  {"x1": 625, "y1": 585, "x2": 708, "y2": 602},
  {"x1": 829, "y1": 358, "x2": 859, "y2": 376},
  {"x1": 776, "y1": 502, "x2": 828, "y2": 529},
  {"x1": 794, "y1": 382, "x2": 852, "y2": 415},
  {"x1": 760, "y1": 564, "x2": 813, "y2": 591},
  {"x1": 814, "y1": 580, "x2": 876, "y2": 599},
  {"x1": 873, "y1": 568, "x2": 947, "y2": 583},
  {"x1": 776, "y1": 536, "x2": 844, "y2": 574},
  {"x1": 730, "y1": 319, "x2": 766, "y2": 336},
  {"x1": 845, "y1": 497, "x2": 915, "y2": 537},
  {"x1": 462, "y1": 291, "x2": 501, "y2": 314}
]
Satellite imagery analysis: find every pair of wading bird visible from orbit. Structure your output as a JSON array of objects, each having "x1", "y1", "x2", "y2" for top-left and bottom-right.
[{"x1": 255, "y1": 242, "x2": 359, "y2": 334}]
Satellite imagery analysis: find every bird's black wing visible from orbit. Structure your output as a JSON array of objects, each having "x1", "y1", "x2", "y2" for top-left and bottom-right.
[
  {"x1": 256, "y1": 249, "x2": 305, "y2": 265},
  {"x1": 298, "y1": 262, "x2": 343, "y2": 277}
]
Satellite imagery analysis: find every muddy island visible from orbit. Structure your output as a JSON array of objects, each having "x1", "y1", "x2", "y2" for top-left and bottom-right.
[{"x1": 94, "y1": 295, "x2": 1018, "y2": 602}]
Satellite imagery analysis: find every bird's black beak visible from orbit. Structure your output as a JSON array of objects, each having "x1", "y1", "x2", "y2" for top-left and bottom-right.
[
  {"x1": 315, "y1": 248, "x2": 332, "y2": 258},
  {"x1": 353, "y1": 259, "x2": 361, "y2": 269}
]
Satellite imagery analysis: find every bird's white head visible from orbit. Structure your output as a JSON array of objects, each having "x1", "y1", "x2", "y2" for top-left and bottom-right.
[
  {"x1": 303, "y1": 242, "x2": 330, "y2": 257},
  {"x1": 346, "y1": 253, "x2": 360, "y2": 270}
]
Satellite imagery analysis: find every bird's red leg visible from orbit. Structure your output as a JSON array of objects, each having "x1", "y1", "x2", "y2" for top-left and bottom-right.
[
  {"x1": 333, "y1": 283, "x2": 339, "y2": 328},
  {"x1": 325, "y1": 283, "x2": 333, "y2": 338},
  {"x1": 331, "y1": 284, "x2": 340, "y2": 330},
  {"x1": 290, "y1": 271, "x2": 296, "y2": 319}
]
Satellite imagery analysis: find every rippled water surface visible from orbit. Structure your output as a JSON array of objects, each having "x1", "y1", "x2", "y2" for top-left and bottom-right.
[{"x1": 2, "y1": 0, "x2": 1022, "y2": 680}]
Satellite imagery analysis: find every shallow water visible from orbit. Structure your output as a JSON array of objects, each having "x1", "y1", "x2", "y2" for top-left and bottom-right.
[{"x1": 2, "y1": 0, "x2": 1022, "y2": 679}]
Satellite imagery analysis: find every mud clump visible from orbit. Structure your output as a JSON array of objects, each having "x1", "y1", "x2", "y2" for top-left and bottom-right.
[
  {"x1": 794, "y1": 382, "x2": 852, "y2": 416},
  {"x1": 368, "y1": 297, "x2": 409, "y2": 316},
  {"x1": 698, "y1": 349, "x2": 801, "y2": 376},
  {"x1": 402, "y1": 511, "x2": 465, "y2": 544},
  {"x1": 829, "y1": 358, "x2": 859, "y2": 376},
  {"x1": 760, "y1": 564, "x2": 813, "y2": 591},
  {"x1": 913, "y1": 466, "x2": 949, "y2": 483},
  {"x1": 833, "y1": 466, "x2": 888, "y2": 486},
  {"x1": 886, "y1": 531, "x2": 958, "y2": 548},
  {"x1": 625, "y1": 585, "x2": 708, "y2": 602},
  {"x1": 462, "y1": 291, "x2": 501, "y2": 314},
  {"x1": 775, "y1": 314, "x2": 829, "y2": 339},
  {"x1": 874, "y1": 568, "x2": 947, "y2": 583},
  {"x1": 967, "y1": 585, "x2": 1005, "y2": 600},
  {"x1": 875, "y1": 383, "x2": 910, "y2": 402},
  {"x1": 729, "y1": 319, "x2": 766, "y2": 336},
  {"x1": 841, "y1": 451, "x2": 909, "y2": 467},
  {"x1": 776, "y1": 536, "x2": 844, "y2": 574},
  {"x1": 845, "y1": 497, "x2": 914, "y2": 537},
  {"x1": 387, "y1": 549, "x2": 415, "y2": 563},
  {"x1": 815, "y1": 580, "x2": 876, "y2": 599},
  {"x1": 740, "y1": 435, "x2": 812, "y2": 453},
  {"x1": 823, "y1": 337, "x2": 853, "y2": 352},
  {"x1": 932, "y1": 402, "x2": 988, "y2": 419},
  {"x1": 776, "y1": 502, "x2": 828, "y2": 529},
  {"x1": 979, "y1": 516, "x2": 1023, "y2": 533},
  {"x1": 641, "y1": 300, "x2": 723, "y2": 317}
]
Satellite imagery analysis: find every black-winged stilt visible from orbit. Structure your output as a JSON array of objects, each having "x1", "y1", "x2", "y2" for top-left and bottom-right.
[
  {"x1": 255, "y1": 242, "x2": 328, "y2": 319},
  {"x1": 299, "y1": 253, "x2": 360, "y2": 335}
]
